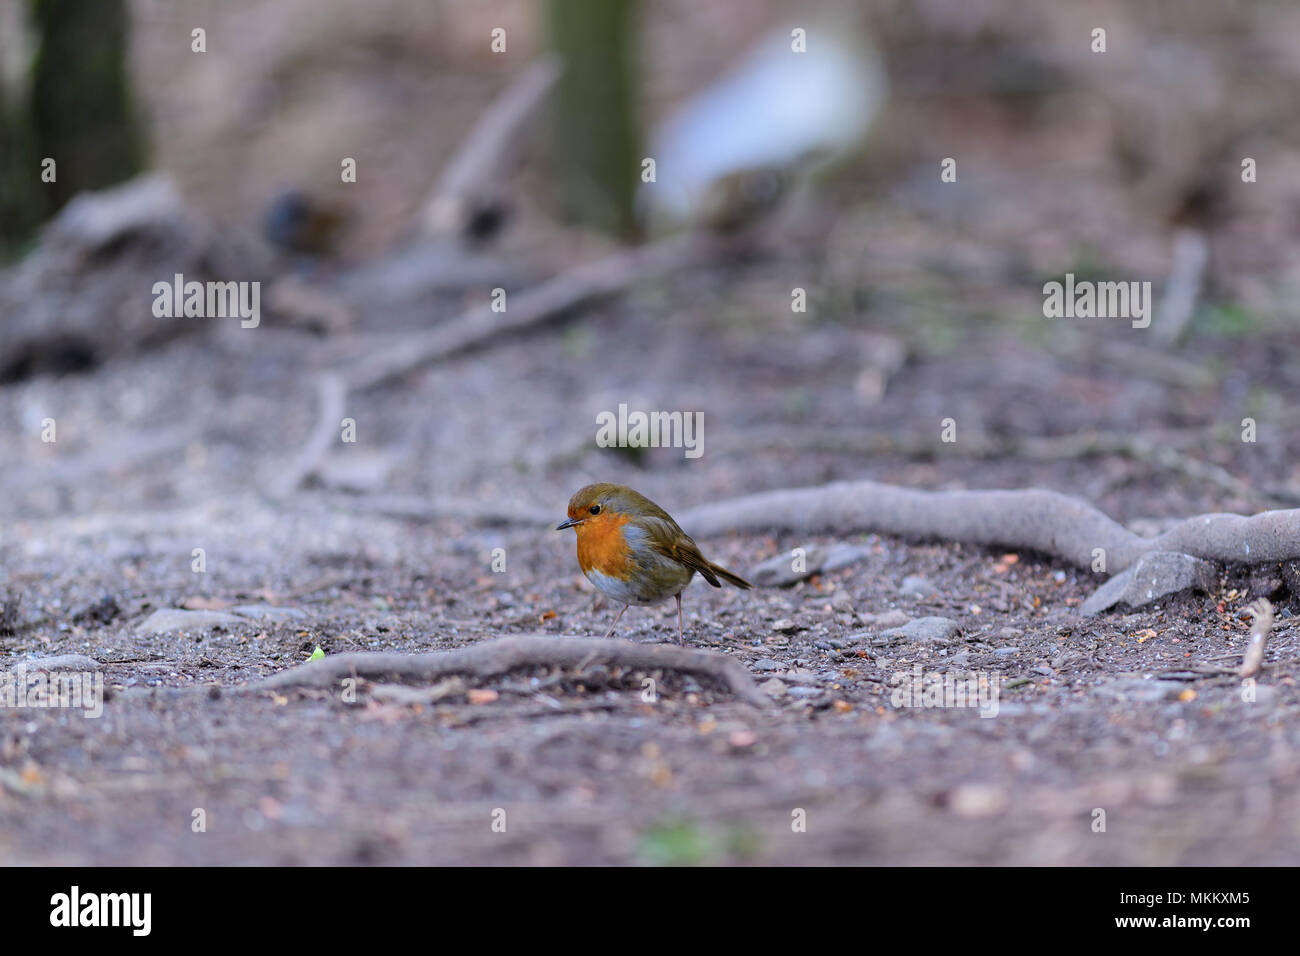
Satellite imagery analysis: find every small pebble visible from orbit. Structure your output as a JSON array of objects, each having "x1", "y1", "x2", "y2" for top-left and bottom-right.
[{"x1": 899, "y1": 575, "x2": 938, "y2": 598}]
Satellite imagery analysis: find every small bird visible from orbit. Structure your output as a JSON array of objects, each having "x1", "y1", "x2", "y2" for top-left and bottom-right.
[
  {"x1": 556, "y1": 483, "x2": 752, "y2": 644},
  {"x1": 262, "y1": 189, "x2": 347, "y2": 255}
]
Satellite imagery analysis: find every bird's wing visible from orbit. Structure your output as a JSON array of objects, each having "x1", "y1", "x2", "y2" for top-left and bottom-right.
[{"x1": 641, "y1": 517, "x2": 722, "y2": 588}]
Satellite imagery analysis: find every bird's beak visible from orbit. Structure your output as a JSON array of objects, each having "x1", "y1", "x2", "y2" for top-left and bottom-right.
[{"x1": 556, "y1": 516, "x2": 580, "y2": 531}]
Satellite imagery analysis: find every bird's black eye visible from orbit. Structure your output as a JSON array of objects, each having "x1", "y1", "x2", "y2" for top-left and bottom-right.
[{"x1": 589, "y1": 504, "x2": 601, "y2": 515}]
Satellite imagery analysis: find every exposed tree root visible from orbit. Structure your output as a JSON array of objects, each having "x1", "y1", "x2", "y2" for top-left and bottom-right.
[
  {"x1": 678, "y1": 479, "x2": 1300, "y2": 574},
  {"x1": 239, "y1": 634, "x2": 770, "y2": 708}
]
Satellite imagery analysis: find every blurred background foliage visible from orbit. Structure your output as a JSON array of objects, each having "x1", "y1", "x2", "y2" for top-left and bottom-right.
[{"x1": 1, "y1": 0, "x2": 1298, "y2": 327}]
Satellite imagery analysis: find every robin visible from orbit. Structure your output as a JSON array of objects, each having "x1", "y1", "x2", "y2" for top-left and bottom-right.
[{"x1": 556, "y1": 483, "x2": 752, "y2": 643}]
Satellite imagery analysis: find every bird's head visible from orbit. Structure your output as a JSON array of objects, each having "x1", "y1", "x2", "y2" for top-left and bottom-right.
[{"x1": 556, "y1": 482, "x2": 635, "y2": 531}]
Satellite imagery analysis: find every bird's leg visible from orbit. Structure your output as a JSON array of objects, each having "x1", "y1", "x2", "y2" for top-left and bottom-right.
[
  {"x1": 602, "y1": 603, "x2": 629, "y2": 639},
  {"x1": 675, "y1": 592, "x2": 684, "y2": 645}
]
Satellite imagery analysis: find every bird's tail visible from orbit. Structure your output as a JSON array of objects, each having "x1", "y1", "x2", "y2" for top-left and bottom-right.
[{"x1": 709, "y1": 562, "x2": 753, "y2": 590}]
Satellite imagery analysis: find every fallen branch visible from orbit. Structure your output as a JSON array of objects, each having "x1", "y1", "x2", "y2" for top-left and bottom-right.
[
  {"x1": 267, "y1": 372, "x2": 345, "y2": 497},
  {"x1": 270, "y1": 233, "x2": 723, "y2": 494},
  {"x1": 1239, "y1": 598, "x2": 1274, "y2": 679},
  {"x1": 238, "y1": 634, "x2": 769, "y2": 708},
  {"x1": 344, "y1": 232, "x2": 712, "y2": 391},
  {"x1": 677, "y1": 478, "x2": 1300, "y2": 574},
  {"x1": 420, "y1": 56, "x2": 562, "y2": 240}
]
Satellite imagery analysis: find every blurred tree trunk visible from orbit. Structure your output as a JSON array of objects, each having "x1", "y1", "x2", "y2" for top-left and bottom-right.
[
  {"x1": 0, "y1": 0, "x2": 145, "y2": 253},
  {"x1": 0, "y1": 91, "x2": 44, "y2": 257},
  {"x1": 543, "y1": 0, "x2": 640, "y2": 238},
  {"x1": 0, "y1": 11, "x2": 42, "y2": 257}
]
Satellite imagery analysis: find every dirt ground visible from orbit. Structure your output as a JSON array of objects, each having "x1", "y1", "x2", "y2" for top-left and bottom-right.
[{"x1": 3, "y1": 266, "x2": 1300, "y2": 864}]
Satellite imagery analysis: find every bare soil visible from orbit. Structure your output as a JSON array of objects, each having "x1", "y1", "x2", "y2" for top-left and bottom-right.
[{"x1": 3, "y1": 273, "x2": 1299, "y2": 865}]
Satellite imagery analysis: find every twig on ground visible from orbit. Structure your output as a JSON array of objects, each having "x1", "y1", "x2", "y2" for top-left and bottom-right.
[
  {"x1": 237, "y1": 634, "x2": 769, "y2": 708},
  {"x1": 266, "y1": 372, "x2": 345, "y2": 498},
  {"x1": 1239, "y1": 597, "x2": 1274, "y2": 678}
]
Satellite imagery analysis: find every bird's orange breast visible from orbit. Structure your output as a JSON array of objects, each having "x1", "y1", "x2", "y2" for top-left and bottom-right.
[{"x1": 575, "y1": 512, "x2": 635, "y2": 579}]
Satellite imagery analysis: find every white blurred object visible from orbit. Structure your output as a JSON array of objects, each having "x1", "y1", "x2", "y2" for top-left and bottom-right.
[{"x1": 642, "y1": 22, "x2": 887, "y2": 232}]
